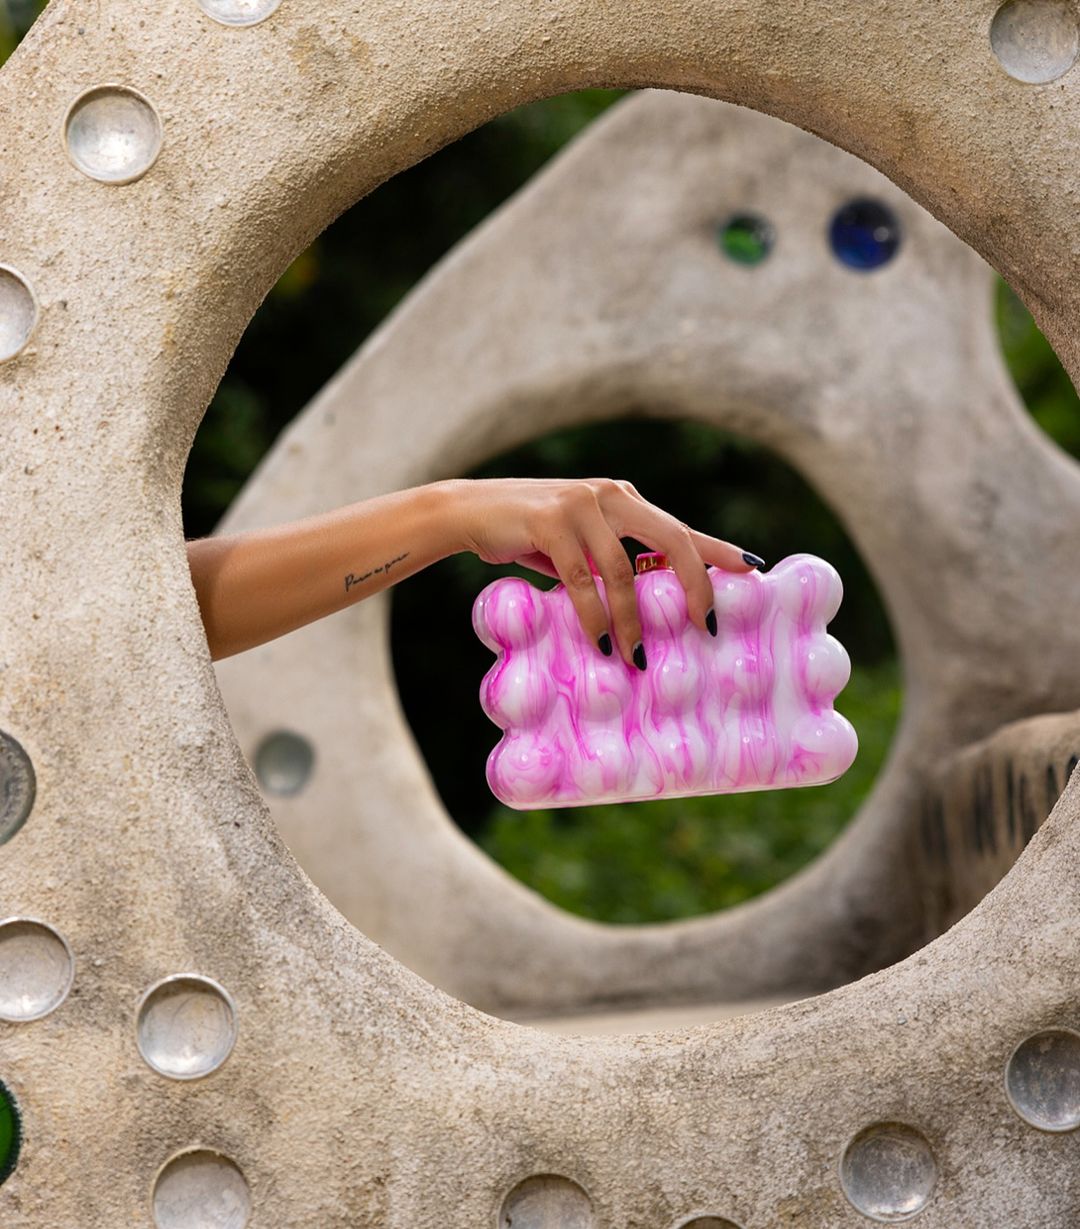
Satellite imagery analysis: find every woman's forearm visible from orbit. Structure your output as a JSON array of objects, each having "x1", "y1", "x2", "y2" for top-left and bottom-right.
[{"x1": 186, "y1": 480, "x2": 463, "y2": 661}]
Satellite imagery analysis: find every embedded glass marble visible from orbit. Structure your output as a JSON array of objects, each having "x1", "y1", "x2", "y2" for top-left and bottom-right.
[
  {"x1": 0, "y1": 266, "x2": 38, "y2": 363},
  {"x1": 1004, "y1": 1027, "x2": 1080, "y2": 1131},
  {"x1": 990, "y1": 0, "x2": 1080, "y2": 84},
  {"x1": 839, "y1": 1122, "x2": 937, "y2": 1222},
  {"x1": 499, "y1": 1175, "x2": 592, "y2": 1228},
  {"x1": 0, "y1": 729, "x2": 35, "y2": 845},
  {"x1": 63, "y1": 85, "x2": 163, "y2": 185},
  {"x1": 254, "y1": 729, "x2": 314, "y2": 796},
  {"x1": 136, "y1": 974, "x2": 238, "y2": 1081},
  {"x1": 0, "y1": 1080, "x2": 19, "y2": 1188},
  {"x1": 718, "y1": 213, "x2": 775, "y2": 265},
  {"x1": 0, "y1": 918, "x2": 75, "y2": 1022},
  {"x1": 829, "y1": 198, "x2": 901, "y2": 271},
  {"x1": 152, "y1": 1149, "x2": 251, "y2": 1229},
  {"x1": 474, "y1": 553, "x2": 857, "y2": 809},
  {"x1": 196, "y1": 0, "x2": 282, "y2": 26}
]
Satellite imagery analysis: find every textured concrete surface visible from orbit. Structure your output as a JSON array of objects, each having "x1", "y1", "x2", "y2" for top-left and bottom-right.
[
  {"x1": 216, "y1": 90, "x2": 1080, "y2": 1018},
  {"x1": 2, "y1": 1, "x2": 1080, "y2": 1225}
]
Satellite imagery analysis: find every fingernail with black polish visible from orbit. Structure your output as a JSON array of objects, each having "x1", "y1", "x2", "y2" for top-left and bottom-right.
[
  {"x1": 598, "y1": 632, "x2": 613, "y2": 657},
  {"x1": 742, "y1": 551, "x2": 766, "y2": 571},
  {"x1": 706, "y1": 609, "x2": 718, "y2": 637},
  {"x1": 633, "y1": 641, "x2": 647, "y2": 671}
]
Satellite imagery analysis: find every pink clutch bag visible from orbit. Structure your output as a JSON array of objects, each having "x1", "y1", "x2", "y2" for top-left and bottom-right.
[{"x1": 472, "y1": 552, "x2": 858, "y2": 810}]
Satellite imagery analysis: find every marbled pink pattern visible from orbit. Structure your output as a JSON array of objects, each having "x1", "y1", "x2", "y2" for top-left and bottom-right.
[{"x1": 472, "y1": 554, "x2": 859, "y2": 810}]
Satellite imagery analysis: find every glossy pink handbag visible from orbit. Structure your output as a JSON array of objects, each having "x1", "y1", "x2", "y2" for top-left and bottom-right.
[{"x1": 473, "y1": 552, "x2": 858, "y2": 809}]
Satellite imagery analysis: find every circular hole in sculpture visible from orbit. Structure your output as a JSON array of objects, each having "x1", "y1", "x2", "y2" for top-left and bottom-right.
[
  {"x1": 1004, "y1": 1027, "x2": 1080, "y2": 1132},
  {"x1": 63, "y1": 85, "x2": 163, "y2": 185},
  {"x1": 839, "y1": 1122, "x2": 937, "y2": 1222},
  {"x1": 136, "y1": 974, "x2": 238, "y2": 1081},
  {"x1": 0, "y1": 917, "x2": 75, "y2": 1022},
  {"x1": 0, "y1": 265, "x2": 38, "y2": 363},
  {"x1": 0, "y1": 1080, "x2": 21, "y2": 1188},
  {"x1": 391, "y1": 418, "x2": 900, "y2": 926},
  {"x1": 990, "y1": 0, "x2": 1080, "y2": 83},
  {"x1": 0, "y1": 729, "x2": 36, "y2": 846},
  {"x1": 195, "y1": 0, "x2": 282, "y2": 26},
  {"x1": 828, "y1": 198, "x2": 901, "y2": 271},
  {"x1": 253, "y1": 729, "x2": 315, "y2": 796},
  {"x1": 717, "y1": 213, "x2": 775, "y2": 265},
  {"x1": 675, "y1": 1218, "x2": 743, "y2": 1228},
  {"x1": 152, "y1": 1149, "x2": 251, "y2": 1229},
  {"x1": 499, "y1": 1174, "x2": 593, "y2": 1228},
  {"x1": 180, "y1": 90, "x2": 1070, "y2": 1017}
]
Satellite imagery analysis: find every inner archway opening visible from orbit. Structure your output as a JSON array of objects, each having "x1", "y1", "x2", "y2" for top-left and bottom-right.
[{"x1": 389, "y1": 416, "x2": 901, "y2": 924}]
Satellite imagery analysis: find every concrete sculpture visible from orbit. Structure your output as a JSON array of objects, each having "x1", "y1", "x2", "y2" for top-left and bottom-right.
[
  {"x1": 3, "y1": 2, "x2": 1080, "y2": 1225},
  {"x1": 215, "y1": 89, "x2": 1080, "y2": 1029}
]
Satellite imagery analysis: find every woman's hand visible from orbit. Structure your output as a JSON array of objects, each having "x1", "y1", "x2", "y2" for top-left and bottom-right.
[{"x1": 442, "y1": 477, "x2": 765, "y2": 668}]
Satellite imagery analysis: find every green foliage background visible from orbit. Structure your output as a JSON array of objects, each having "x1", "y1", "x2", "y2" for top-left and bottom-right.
[{"x1": 5, "y1": 4, "x2": 1078, "y2": 924}]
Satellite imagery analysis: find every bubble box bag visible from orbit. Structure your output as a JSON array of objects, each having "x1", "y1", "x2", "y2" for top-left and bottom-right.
[{"x1": 472, "y1": 552, "x2": 858, "y2": 810}]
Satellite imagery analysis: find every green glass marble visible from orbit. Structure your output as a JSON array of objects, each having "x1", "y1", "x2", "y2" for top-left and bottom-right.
[
  {"x1": 0, "y1": 1080, "x2": 19, "y2": 1186},
  {"x1": 718, "y1": 213, "x2": 775, "y2": 265}
]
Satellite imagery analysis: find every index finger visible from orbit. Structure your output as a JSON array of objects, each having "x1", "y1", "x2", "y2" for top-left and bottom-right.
[{"x1": 618, "y1": 510, "x2": 764, "y2": 635}]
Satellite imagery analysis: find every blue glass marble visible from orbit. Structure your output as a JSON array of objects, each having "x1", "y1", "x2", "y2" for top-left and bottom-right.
[{"x1": 829, "y1": 198, "x2": 901, "y2": 271}]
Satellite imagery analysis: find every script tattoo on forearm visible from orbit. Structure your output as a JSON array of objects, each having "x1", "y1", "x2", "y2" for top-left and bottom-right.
[{"x1": 344, "y1": 551, "x2": 409, "y2": 594}]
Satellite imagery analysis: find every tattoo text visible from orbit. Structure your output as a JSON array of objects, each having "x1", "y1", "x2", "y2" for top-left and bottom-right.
[{"x1": 344, "y1": 551, "x2": 409, "y2": 594}]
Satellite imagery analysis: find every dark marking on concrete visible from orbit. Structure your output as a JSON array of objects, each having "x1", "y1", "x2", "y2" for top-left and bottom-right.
[
  {"x1": 1046, "y1": 761, "x2": 1060, "y2": 813},
  {"x1": 972, "y1": 760, "x2": 996, "y2": 855},
  {"x1": 1018, "y1": 772, "x2": 1038, "y2": 845},
  {"x1": 920, "y1": 788, "x2": 949, "y2": 865}
]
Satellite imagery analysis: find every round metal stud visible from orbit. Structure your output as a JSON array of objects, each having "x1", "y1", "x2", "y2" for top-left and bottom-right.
[
  {"x1": 839, "y1": 1121, "x2": 937, "y2": 1222},
  {"x1": 0, "y1": 918, "x2": 75, "y2": 1023},
  {"x1": 1004, "y1": 1027, "x2": 1080, "y2": 1132},
  {"x1": 152, "y1": 1148, "x2": 251, "y2": 1229},
  {"x1": 63, "y1": 85, "x2": 163, "y2": 185},
  {"x1": 0, "y1": 730, "x2": 35, "y2": 845},
  {"x1": 136, "y1": 974, "x2": 238, "y2": 1081},
  {"x1": 499, "y1": 1175, "x2": 593, "y2": 1228},
  {"x1": 195, "y1": 0, "x2": 282, "y2": 27},
  {"x1": 990, "y1": 0, "x2": 1080, "y2": 84},
  {"x1": 253, "y1": 730, "x2": 315, "y2": 796},
  {"x1": 0, "y1": 266, "x2": 39, "y2": 363}
]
